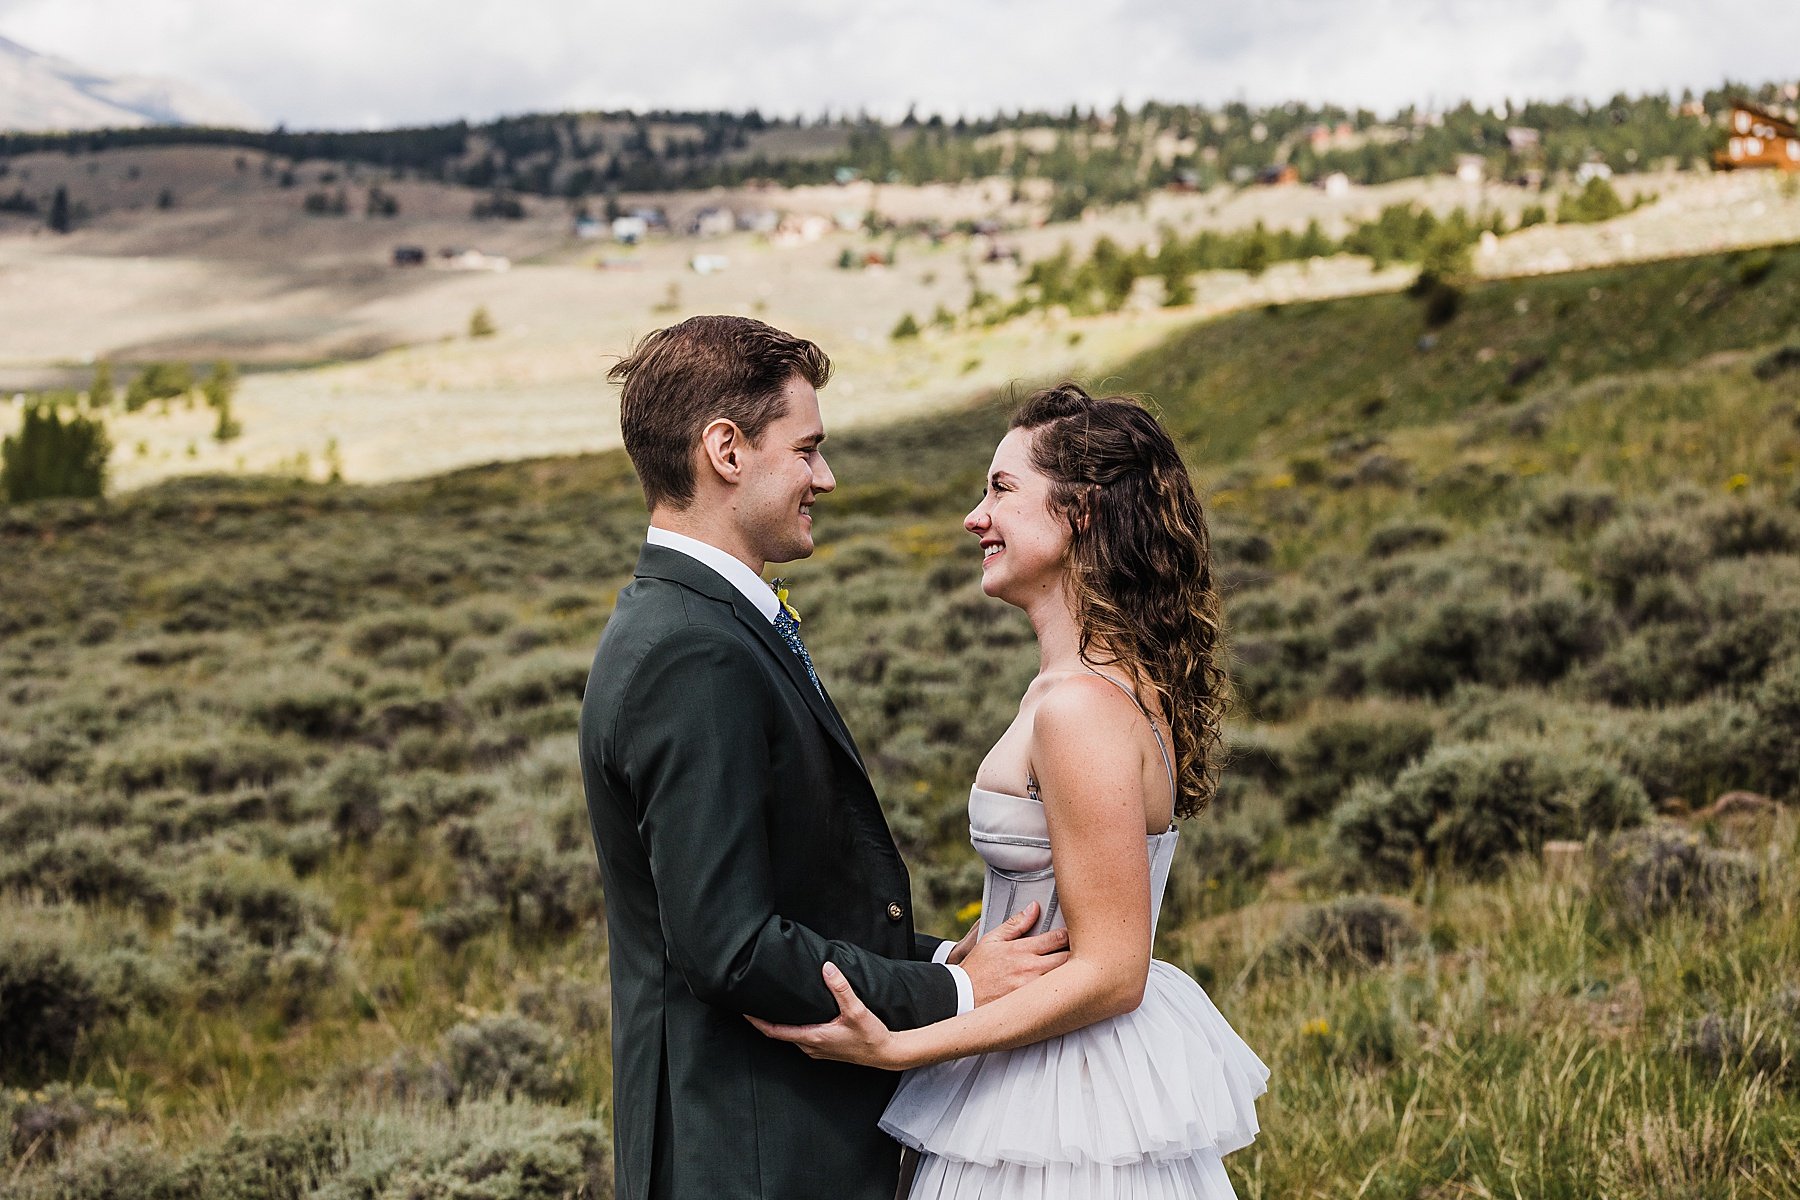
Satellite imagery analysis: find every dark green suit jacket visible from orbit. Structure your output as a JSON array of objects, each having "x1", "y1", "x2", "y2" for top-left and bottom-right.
[{"x1": 579, "y1": 543, "x2": 958, "y2": 1200}]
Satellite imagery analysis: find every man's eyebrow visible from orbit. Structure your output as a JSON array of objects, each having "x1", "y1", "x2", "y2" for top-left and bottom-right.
[
  {"x1": 796, "y1": 432, "x2": 826, "y2": 446},
  {"x1": 989, "y1": 469, "x2": 1017, "y2": 484}
]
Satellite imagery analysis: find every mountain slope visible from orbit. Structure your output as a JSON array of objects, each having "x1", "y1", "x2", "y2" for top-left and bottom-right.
[{"x1": 0, "y1": 33, "x2": 260, "y2": 132}]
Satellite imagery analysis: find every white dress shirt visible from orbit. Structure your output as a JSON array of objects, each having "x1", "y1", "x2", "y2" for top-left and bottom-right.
[{"x1": 645, "y1": 526, "x2": 974, "y2": 1015}]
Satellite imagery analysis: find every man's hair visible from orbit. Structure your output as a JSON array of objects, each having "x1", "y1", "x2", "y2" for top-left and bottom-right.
[{"x1": 609, "y1": 315, "x2": 832, "y2": 510}]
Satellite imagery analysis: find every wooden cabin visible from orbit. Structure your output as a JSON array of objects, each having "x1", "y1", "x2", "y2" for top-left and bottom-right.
[{"x1": 1714, "y1": 101, "x2": 1800, "y2": 172}]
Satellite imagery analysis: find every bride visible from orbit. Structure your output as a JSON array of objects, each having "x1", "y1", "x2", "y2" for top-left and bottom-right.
[{"x1": 752, "y1": 383, "x2": 1268, "y2": 1198}]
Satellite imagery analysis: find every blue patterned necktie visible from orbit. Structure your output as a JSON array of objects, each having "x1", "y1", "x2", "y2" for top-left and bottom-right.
[{"x1": 771, "y1": 603, "x2": 824, "y2": 699}]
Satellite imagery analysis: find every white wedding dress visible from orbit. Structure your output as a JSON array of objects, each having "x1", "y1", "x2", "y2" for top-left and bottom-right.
[{"x1": 880, "y1": 681, "x2": 1269, "y2": 1199}]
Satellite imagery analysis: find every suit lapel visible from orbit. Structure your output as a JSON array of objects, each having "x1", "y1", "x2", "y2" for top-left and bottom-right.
[{"x1": 634, "y1": 544, "x2": 866, "y2": 772}]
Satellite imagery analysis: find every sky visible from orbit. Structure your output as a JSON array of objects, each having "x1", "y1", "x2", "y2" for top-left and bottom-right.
[{"x1": 3, "y1": 0, "x2": 1797, "y2": 131}]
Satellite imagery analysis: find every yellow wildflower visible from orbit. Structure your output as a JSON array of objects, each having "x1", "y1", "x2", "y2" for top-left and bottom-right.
[
  {"x1": 1302, "y1": 1018, "x2": 1332, "y2": 1038},
  {"x1": 1725, "y1": 473, "x2": 1750, "y2": 492}
]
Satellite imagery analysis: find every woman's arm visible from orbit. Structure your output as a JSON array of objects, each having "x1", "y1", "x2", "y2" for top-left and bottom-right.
[{"x1": 752, "y1": 676, "x2": 1155, "y2": 1069}]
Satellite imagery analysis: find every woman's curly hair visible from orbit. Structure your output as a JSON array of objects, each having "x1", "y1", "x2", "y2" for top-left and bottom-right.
[{"x1": 1012, "y1": 382, "x2": 1230, "y2": 817}]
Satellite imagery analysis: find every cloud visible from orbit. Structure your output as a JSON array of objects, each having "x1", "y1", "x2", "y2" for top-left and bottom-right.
[{"x1": 0, "y1": 0, "x2": 1795, "y2": 130}]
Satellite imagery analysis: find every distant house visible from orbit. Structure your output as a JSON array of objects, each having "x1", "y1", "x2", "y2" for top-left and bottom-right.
[
  {"x1": 771, "y1": 213, "x2": 832, "y2": 246},
  {"x1": 611, "y1": 216, "x2": 649, "y2": 244},
  {"x1": 1575, "y1": 160, "x2": 1614, "y2": 184},
  {"x1": 573, "y1": 216, "x2": 605, "y2": 239},
  {"x1": 736, "y1": 208, "x2": 780, "y2": 234},
  {"x1": 1305, "y1": 122, "x2": 1355, "y2": 153},
  {"x1": 437, "y1": 248, "x2": 510, "y2": 272},
  {"x1": 1319, "y1": 171, "x2": 1352, "y2": 198},
  {"x1": 688, "y1": 207, "x2": 735, "y2": 238},
  {"x1": 391, "y1": 245, "x2": 426, "y2": 267},
  {"x1": 1715, "y1": 101, "x2": 1800, "y2": 172},
  {"x1": 1455, "y1": 154, "x2": 1486, "y2": 184},
  {"x1": 1504, "y1": 127, "x2": 1541, "y2": 153},
  {"x1": 1255, "y1": 164, "x2": 1299, "y2": 186}
]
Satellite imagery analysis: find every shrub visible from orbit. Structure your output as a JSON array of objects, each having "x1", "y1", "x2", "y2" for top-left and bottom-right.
[
  {"x1": 1591, "y1": 519, "x2": 1707, "y2": 610},
  {"x1": 1604, "y1": 698, "x2": 1760, "y2": 805},
  {"x1": 421, "y1": 898, "x2": 503, "y2": 953},
  {"x1": 346, "y1": 611, "x2": 457, "y2": 658},
  {"x1": 1368, "y1": 591, "x2": 1507, "y2": 697},
  {"x1": 173, "y1": 920, "x2": 339, "y2": 1013},
  {"x1": 1159, "y1": 804, "x2": 1281, "y2": 926},
  {"x1": 441, "y1": 1014, "x2": 571, "y2": 1102},
  {"x1": 10, "y1": 729, "x2": 89, "y2": 783},
  {"x1": 187, "y1": 860, "x2": 328, "y2": 948},
  {"x1": 1283, "y1": 709, "x2": 1434, "y2": 822},
  {"x1": 1, "y1": 1083, "x2": 129, "y2": 1165},
  {"x1": 1558, "y1": 176, "x2": 1625, "y2": 224},
  {"x1": 459, "y1": 838, "x2": 602, "y2": 936},
  {"x1": 122, "y1": 362, "x2": 191, "y2": 411},
  {"x1": 1734, "y1": 249, "x2": 1775, "y2": 288},
  {"x1": 317, "y1": 1104, "x2": 611, "y2": 1200},
  {"x1": 1365, "y1": 519, "x2": 1450, "y2": 559},
  {"x1": 1751, "y1": 656, "x2": 1800, "y2": 800},
  {"x1": 97, "y1": 732, "x2": 301, "y2": 796},
  {"x1": 1332, "y1": 739, "x2": 1648, "y2": 883},
  {"x1": 1595, "y1": 825, "x2": 1761, "y2": 931},
  {"x1": 891, "y1": 312, "x2": 921, "y2": 340},
  {"x1": 2, "y1": 407, "x2": 110, "y2": 503},
  {"x1": 1526, "y1": 485, "x2": 1620, "y2": 537},
  {"x1": 1752, "y1": 344, "x2": 1800, "y2": 381},
  {"x1": 1269, "y1": 895, "x2": 1422, "y2": 973},
  {"x1": 312, "y1": 747, "x2": 388, "y2": 844},
  {"x1": 1700, "y1": 500, "x2": 1800, "y2": 558},
  {"x1": 1489, "y1": 583, "x2": 1611, "y2": 686},
  {"x1": 388, "y1": 772, "x2": 495, "y2": 833},
  {"x1": 0, "y1": 831, "x2": 172, "y2": 916},
  {"x1": 465, "y1": 649, "x2": 590, "y2": 715},
  {"x1": 1672, "y1": 987, "x2": 1800, "y2": 1087},
  {"x1": 248, "y1": 673, "x2": 365, "y2": 738},
  {"x1": 0, "y1": 936, "x2": 109, "y2": 1079}
]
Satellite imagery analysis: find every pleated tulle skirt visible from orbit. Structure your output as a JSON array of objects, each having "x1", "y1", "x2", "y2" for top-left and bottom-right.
[{"x1": 880, "y1": 960, "x2": 1269, "y2": 1200}]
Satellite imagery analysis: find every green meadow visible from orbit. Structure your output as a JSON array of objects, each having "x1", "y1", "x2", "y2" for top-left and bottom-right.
[{"x1": 3, "y1": 243, "x2": 1799, "y2": 1198}]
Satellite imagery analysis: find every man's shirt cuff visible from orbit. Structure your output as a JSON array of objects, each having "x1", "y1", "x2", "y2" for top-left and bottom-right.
[{"x1": 941, "y1": 962, "x2": 974, "y2": 1015}]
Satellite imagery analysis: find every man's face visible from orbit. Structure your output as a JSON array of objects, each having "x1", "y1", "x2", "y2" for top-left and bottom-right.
[{"x1": 734, "y1": 375, "x2": 835, "y2": 566}]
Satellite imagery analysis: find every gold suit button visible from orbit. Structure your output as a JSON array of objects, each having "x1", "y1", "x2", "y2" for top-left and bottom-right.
[{"x1": 886, "y1": 902, "x2": 905, "y2": 922}]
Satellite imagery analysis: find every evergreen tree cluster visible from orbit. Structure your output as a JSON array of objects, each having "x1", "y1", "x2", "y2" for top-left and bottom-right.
[
  {"x1": 1, "y1": 407, "x2": 109, "y2": 503},
  {"x1": 0, "y1": 81, "x2": 1782, "y2": 208}
]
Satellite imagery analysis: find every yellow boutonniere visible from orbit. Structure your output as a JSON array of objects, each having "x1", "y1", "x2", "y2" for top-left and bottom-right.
[{"x1": 770, "y1": 578, "x2": 802, "y2": 623}]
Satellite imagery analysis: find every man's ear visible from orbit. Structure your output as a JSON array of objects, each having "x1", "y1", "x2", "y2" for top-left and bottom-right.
[{"x1": 699, "y1": 418, "x2": 744, "y2": 484}]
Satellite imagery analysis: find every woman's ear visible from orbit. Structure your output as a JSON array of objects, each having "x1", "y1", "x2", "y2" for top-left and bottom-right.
[
  {"x1": 700, "y1": 418, "x2": 744, "y2": 484},
  {"x1": 1072, "y1": 484, "x2": 1098, "y2": 533}
]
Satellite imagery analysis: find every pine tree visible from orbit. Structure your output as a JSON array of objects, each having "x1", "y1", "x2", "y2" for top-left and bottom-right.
[
  {"x1": 88, "y1": 361, "x2": 113, "y2": 409},
  {"x1": 48, "y1": 186, "x2": 70, "y2": 234},
  {"x1": 2, "y1": 406, "x2": 110, "y2": 503}
]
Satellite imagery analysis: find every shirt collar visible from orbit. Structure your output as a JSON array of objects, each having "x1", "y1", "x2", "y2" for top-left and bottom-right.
[{"x1": 645, "y1": 526, "x2": 779, "y2": 622}]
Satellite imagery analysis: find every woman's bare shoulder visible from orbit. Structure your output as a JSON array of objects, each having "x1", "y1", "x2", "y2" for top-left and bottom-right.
[{"x1": 1030, "y1": 673, "x2": 1144, "y2": 747}]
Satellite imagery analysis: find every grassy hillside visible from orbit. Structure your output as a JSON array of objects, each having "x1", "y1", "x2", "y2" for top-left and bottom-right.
[{"x1": 3, "y1": 245, "x2": 1799, "y2": 1197}]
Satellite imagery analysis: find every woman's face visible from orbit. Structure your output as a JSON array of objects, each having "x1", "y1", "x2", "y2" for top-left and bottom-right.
[{"x1": 964, "y1": 427, "x2": 1072, "y2": 608}]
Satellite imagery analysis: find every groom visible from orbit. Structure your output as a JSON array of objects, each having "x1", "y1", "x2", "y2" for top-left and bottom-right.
[{"x1": 579, "y1": 315, "x2": 1066, "y2": 1200}]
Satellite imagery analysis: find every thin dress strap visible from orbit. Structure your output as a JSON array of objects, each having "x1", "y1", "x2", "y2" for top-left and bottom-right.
[{"x1": 1024, "y1": 670, "x2": 1178, "y2": 820}]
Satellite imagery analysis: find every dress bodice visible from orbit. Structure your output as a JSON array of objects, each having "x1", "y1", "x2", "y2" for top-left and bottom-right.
[{"x1": 969, "y1": 784, "x2": 1180, "y2": 942}]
